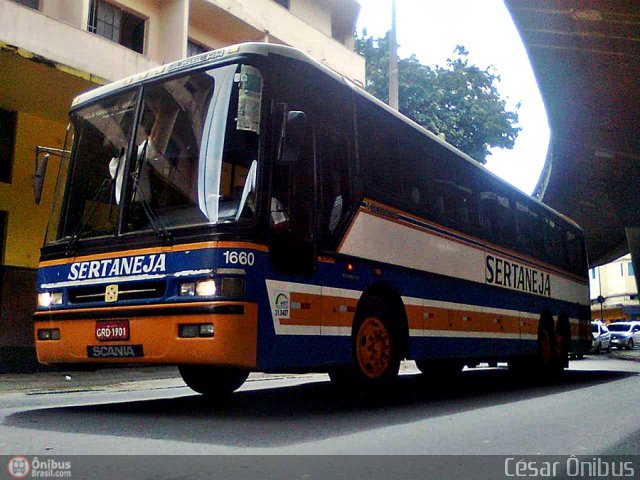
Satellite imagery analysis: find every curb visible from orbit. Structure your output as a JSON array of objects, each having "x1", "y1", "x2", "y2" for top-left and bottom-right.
[{"x1": 608, "y1": 350, "x2": 640, "y2": 362}]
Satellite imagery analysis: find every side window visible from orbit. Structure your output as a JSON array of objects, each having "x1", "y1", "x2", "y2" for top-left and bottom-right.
[
  {"x1": 516, "y1": 202, "x2": 544, "y2": 255},
  {"x1": 565, "y1": 230, "x2": 586, "y2": 274},
  {"x1": 425, "y1": 147, "x2": 478, "y2": 234},
  {"x1": 399, "y1": 132, "x2": 429, "y2": 217},
  {"x1": 357, "y1": 98, "x2": 400, "y2": 200},
  {"x1": 478, "y1": 182, "x2": 515, "y2": 247},
  {"x1": 317, "y1": 124, "x2": 351, "y2": 246},
  {"x1": 544, "y1": 217, "x2": 564, "y2": 265}
]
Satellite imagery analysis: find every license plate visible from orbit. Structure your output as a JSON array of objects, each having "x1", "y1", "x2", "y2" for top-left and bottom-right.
[{"x1": 95, "y1": 320, "x2": 130, "y2": 341}]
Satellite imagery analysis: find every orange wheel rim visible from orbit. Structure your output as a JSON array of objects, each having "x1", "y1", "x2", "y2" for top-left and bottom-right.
[{"x1": 356, "y1": 317, "x2": 391, "y2": 379}]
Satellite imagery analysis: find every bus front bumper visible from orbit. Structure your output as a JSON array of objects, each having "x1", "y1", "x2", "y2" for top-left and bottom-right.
[{"x1": 33, "y1": 302, "x2": 258, "y2": 368}]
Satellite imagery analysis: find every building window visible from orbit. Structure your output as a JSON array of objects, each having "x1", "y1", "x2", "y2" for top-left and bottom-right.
[
  {"x1": 187, "y1": 39, "x2": 208, "y2": 58},
  {"x1": 0, "y1": 109, "x2": 17, "y2": 184},
  {"x1": 13, "y1": 0, "x2": 39, "y2": 10},
  {"x1": 274, "y1": 0, "x2": 290, "y2": 9},
  {"x1": 590, "y1": 268, "x2": 596, "y2": 279},
  {"x1": 88, "y1": 0, "x2": 145, "y2": 54},
  {"x1": 629, "y1": 262, "x2": 635, "y2": 276}
]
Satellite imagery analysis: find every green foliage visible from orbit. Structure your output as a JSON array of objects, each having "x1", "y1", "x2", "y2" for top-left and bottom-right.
[{"x1": 355, "y1": 31, "x2": 520, "y2": 163}]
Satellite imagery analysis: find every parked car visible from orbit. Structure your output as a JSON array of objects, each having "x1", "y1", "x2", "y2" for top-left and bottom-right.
[
  {"x1": 608, "y1": 322, "x2": 640, "y2": 350},
  {"x1": 591, "y1": 321, "x2": 611, "y2": 353}
]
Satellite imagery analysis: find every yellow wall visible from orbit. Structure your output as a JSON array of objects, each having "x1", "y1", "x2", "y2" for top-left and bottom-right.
[{"x1": 0, "y1": 112, "x2": 67, "y2": 268}]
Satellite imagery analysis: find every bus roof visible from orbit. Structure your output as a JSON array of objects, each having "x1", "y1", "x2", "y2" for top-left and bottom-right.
[{"x1": 71, "y1": 42, "x2": 581, "y2": 231}]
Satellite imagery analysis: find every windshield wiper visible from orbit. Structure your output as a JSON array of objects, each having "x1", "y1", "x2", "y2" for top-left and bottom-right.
[
  {"x1": 65, "y1": 177, "x2": 113, "y2": 256},
  {"x1": 130, "y1": 141, "x2": 172, "y2": 244}
]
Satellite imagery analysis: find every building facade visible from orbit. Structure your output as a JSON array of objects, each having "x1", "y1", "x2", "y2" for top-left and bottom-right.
[
  {"x1": 0, "y1": 0, "x2": 363, "y2": 371},
  {"x1": 589, "y1": 254, "x2": 640, "y2": 323}
]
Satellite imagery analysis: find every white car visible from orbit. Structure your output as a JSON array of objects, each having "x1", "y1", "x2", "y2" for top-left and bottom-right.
[
  {"x1": 608, "y1": 322, "x2": 640, "y2": 350},
  {"x1": 591, "y1": 321, "x2": 611, "y2": 353}
]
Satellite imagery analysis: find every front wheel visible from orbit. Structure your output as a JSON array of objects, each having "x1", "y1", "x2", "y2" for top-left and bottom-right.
[
  {"x1": 178, "y1": 365, "x2": 249, "y2": 397},
  {"x1": 330, "y1": 297, "x2": 402, "y2": 391}
]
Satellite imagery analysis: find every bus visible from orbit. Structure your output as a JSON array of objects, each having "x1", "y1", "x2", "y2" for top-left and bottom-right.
[{"x1": 34, "y1": 43, "x2": 591, "y2": 395}]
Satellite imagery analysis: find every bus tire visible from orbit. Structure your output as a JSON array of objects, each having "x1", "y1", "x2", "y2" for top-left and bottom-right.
[
  {"x1": 537, "y1": 314, "x2": 559, "y2": 375},
  {"x1": 178, "y1": 365, "x2": 249, "y2": 397},
  {"x1": 342, "y1": 297, "x2": 401, "y2": 390},
  {"x1": 555, "y1": 314, "x2": 571, "y2": 369}
]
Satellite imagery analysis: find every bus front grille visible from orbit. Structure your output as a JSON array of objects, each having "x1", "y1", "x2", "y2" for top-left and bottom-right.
[{"x1": 68, "y1": 281, "x2": 166, "y2": 304}]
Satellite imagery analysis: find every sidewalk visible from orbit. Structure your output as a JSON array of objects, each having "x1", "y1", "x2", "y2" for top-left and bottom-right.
[
  {"x1": 0, "y1": 362, "x2": 421, "y2": 396},
  {"x1": 0, "y1": 365, "x2": 183, "y2": 395},
  {"x1": 609, "y1": 348, "x2": 640, "y2": 362}
]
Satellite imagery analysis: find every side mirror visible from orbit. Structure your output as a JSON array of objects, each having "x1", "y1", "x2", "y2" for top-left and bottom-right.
[
  {"x1": 278, "y1": 111, "x2": 308, "y2": 165},
  {"x1": 33, "y1": 153, "x2": 49, "y2": 205},
  {"x1": 33, "y1": 146, "x2": 71, "y2": 204}
]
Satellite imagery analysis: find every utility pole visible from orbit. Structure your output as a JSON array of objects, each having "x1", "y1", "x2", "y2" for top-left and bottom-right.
[{"x1": 389, "y1": 0, "x2": 399, "y2": 110}]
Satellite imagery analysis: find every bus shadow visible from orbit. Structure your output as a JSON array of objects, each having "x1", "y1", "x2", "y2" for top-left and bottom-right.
[{"x1": 4, "y1": 368, "x2": 632, "y2": 448}]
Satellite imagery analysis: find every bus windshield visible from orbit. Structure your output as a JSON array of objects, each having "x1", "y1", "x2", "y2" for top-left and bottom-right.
[{"x1": 48, "y1": 63, "x2": 262, "y2": 244}]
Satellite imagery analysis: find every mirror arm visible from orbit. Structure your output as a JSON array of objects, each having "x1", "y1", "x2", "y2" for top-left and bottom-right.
[{"x1": 33, "y1": 146, "x2": 71, "y2": 205}]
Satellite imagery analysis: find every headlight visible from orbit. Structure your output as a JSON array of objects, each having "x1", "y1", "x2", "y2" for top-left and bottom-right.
[
  {"x1": 37, "y1": 292, "x2": 63, "y2": 307},
  {"x1": 178, "y1": 279, "x2": 216, "y2": 297},
  {"x1": 179, "y1": 278, "x2": 244, "y2": 297},
  {"x1": 196, "y1": 279, "x2": 216, "y2": 296}
]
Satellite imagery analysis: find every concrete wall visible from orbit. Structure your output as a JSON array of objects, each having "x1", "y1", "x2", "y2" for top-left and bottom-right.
[
  {"x1": 0, "y1": 0, "x2": 158, "y2": 82},
  {"x1": 40, "y1": 0, "x2": 90, "y2": 29}
]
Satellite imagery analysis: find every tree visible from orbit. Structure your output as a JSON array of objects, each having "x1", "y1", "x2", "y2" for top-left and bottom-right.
[{"x1": 355, "y1": 31, "x2": 520, "y2": 163}]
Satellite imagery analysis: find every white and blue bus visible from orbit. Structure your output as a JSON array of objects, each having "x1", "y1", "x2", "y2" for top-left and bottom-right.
[{"x1": 34, "y1": 43, "x2": 591, "y2": 395}]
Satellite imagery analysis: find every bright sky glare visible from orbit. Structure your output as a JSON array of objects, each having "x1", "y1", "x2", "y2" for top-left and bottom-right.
[{"x1": 356, "y1": 0, "x2": 550, "y2": 194}]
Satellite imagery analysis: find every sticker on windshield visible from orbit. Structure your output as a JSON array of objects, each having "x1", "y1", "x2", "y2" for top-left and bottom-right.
[{"x1": 236, "y1": 65, "x2": 262, "y2": 133}]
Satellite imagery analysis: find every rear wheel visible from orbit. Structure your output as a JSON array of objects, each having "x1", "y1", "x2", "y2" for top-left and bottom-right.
[
  {"x1": 554, "y1": 314, "x2": 571, "y2": 369},
  {"x1": 178, "y1": 365, "x2": 249, "y2": 397},
  {"x1": 537, "y1": 314, "x2": 562, "y2": 376}
]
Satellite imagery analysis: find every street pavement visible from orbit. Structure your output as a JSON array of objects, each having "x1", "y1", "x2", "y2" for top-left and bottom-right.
[{"x1": 0, "y1": 350, "x2": 638, "y2": 396}]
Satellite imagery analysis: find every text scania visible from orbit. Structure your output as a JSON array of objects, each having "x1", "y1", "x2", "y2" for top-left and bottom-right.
[
  {"x1": 68, "y1": 254, "x2": 166, "y2": 280},
  {"x1": 486, "y1": 255, "x2": 551, "y2": 297}
]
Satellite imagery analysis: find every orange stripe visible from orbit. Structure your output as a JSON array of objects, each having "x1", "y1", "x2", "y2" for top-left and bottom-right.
[
  {"x1": 39, "y1": 241, "x2": 268, "y2": 267},
  {"x1": 276, "y1": 290, "x2": 528, "y2": 335}
]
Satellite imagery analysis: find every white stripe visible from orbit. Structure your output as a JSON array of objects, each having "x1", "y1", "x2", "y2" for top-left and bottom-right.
[
  {"x1": 42, "y1": 274, "x2": 166, "y2": 289},
  {"x1": 339, "y1": 210, "x2": 589, "y2": 305},
  {"x1": 413, "y1": 329, "x2": 523, "y2": 340}
]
